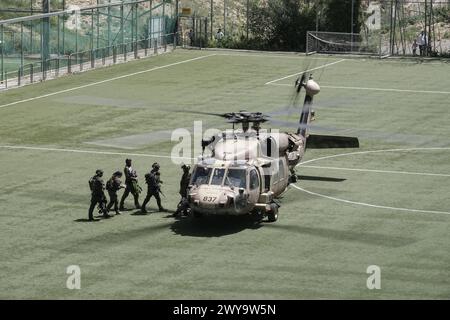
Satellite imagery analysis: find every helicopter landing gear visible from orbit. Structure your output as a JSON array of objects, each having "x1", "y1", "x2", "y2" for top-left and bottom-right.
[
  {"x1": 267, "y1": 203, "x2": 279, "y2": 222},
  {"x1": 289, "y1": 174, "x2": 298, "y2": 184},
  {"x1": 251, "y1": 210, "x2": 264, "y2": 223}
]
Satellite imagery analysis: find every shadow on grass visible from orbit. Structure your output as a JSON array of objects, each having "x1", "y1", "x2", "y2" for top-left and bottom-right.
[
  {"x1": 297, "y1": 175, "x2": 346, "y2": 183},
  {"x1": 265, "y1": 224, "x2": 417, "y2": 247},
  {"x1": 170, "y1": 215, "x2": 263, "y2": 238},
  {"x1": 74, "y1": 218, "x2": 101, "y2": 222},
  {"x1": 75, "y1": 222, "x2": 173, "y2": 247}
]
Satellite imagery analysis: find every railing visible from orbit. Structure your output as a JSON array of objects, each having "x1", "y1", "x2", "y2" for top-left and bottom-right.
[{"x1": 0, "y1": 32, "x2": 177, "y2": 91}]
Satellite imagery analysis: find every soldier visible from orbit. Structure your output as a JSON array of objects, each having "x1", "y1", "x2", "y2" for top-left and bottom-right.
[
  {"x1": 106, "y1": 171, "x2": 125, "y2": 215},
  {"x1": 174, "y1": 164, "x2": 191, "y2": 217},
  {"x1": 88, "y1": 169, "x2": 108, "y2": 221},
  {"x1": 119, "y1": 158, "x2": 141, "y2": 210},
  {"x1": 141, "y1": 162, "x2": 167, "y2": 213}
]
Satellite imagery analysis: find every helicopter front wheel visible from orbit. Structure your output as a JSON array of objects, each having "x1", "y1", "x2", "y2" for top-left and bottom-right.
[
  {"x1": 191, "y1": 210, "x2": 203, "y2": 218},
  {"x1": 267, "y1": 203, "x2": 279, "y2": 222}
]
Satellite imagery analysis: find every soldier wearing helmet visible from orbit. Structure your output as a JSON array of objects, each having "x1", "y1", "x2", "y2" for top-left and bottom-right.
[
  {"x1": 88, "y1": 169, "x2": 108, "y2": 221},
  {"x1": 174, "y1": 163, "x2": 192, "y2": 217},
  {"x1": 106, "y1": 171, "x2": 125, "y2": 215},
  {"x1": 119, "y1": 158, "x2": 141, "y2": 211},
  {"x1": 141, "y1": 162, "x2": 166, "y2": 213}
]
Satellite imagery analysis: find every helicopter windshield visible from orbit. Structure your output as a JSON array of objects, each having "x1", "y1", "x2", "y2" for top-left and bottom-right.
[
  {"x1": 211, "y1": 168, "x2": 226, "y2": 185},
  {"x1": 224, "y1": 168, "x2": 247, "y2": 188},
  {"x1": 191, "y1": 166, "x2": 212, "y2": 185}
]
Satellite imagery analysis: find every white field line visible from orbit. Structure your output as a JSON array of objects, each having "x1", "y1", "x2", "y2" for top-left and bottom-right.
[
  {"x1": 291, "y1": 184, "x2": 450, "y2": 216},
  {"x1": 0, "y1": 145, "x2": 193, "y2": 160},
  {"x1": 299, "y1": 147, "x2": 450, "y2": 166},
  {"x1": 0, "y1": 54, "x2": 216, "y2": 110},
  {"x1": 301, "y1": 165, "x2": 450, "y2": 178},
  {"x1": 267, "y1": 83, "x2": 450, "y2": 95},
  {"x1": 215, "y1": 52, "x2": 449, "y2": 64},
  {"x1": 265, "y1": 59, "x2": 347, "y2": 85}
]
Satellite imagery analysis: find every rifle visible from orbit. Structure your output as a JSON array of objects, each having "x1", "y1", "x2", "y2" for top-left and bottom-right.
[{"x1": 159, "y1": 188, "x2": 166, "y2": 198}]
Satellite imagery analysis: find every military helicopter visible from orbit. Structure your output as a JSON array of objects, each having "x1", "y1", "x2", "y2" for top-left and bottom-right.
[{"x1": 186, "y1": 74, "x2": 359, "y2": 222}]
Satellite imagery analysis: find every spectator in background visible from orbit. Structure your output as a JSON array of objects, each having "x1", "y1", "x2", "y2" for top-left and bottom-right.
[
  {"x1": 188, "y1": 29, "x2": 194, "y2": 46},
  {"x1": 215, "y1": 28, "x2": 224, "y2": 41},
  {"x1": 417, "y1": 31, "x2": 426, "y2": 56},
  {"x1": 412, "y1": 39, "x2": 418, "y2": 56}
]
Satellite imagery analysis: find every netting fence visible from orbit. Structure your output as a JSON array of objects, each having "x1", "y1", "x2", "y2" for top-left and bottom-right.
[
  {"x1": 307, "y1": 0, "x2": 450, "y2": 58},
  {"x1": 0, "y1": 0, "x2": 177, "y2": 90}
]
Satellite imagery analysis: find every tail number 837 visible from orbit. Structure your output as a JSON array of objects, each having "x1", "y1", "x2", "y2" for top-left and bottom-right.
[{"x1": 203, "y1": 196, "x2": 217, "y2": 202}]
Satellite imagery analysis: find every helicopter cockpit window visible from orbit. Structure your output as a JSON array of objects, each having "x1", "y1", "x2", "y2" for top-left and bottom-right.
[
  {"x1": 191, "y1": 166, "x2": 212, "y2": 185},
  {"x1": 249, "y1": 169, "x2": 259, "y2": 190},
  {"x1": 211, "y1": 168, "x2": 226, "y2": 185},
  {"x1": 224, "y1": 169, "x2": 247, "y2": 189}
]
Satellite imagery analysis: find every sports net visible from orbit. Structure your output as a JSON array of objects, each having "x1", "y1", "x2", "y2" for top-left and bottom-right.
[{"x1": 306, "y1": 31, "x2": 388, "y2": 57}]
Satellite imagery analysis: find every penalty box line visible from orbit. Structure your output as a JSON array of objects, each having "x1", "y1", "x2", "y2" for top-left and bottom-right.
[
  {"x1": 0, "y1": 54, "x2": 217, "y2": 110},
  {"x1": 265, "y1": 59, "x2": 346, "y2": 85}
]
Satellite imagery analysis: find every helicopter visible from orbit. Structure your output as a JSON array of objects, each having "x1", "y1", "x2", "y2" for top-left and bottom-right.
[{"x1": 186, "y1": 73, "x2": 359, "y2": 222}]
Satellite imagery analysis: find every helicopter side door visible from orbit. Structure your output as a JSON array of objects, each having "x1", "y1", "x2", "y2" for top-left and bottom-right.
[{"x1": 270, "y1": 158, "x2": 289, "y2": 196}]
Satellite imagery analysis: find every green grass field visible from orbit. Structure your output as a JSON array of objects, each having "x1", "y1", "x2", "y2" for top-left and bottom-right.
[{"x1": 0, "y1": 49, "x2": 449, "y2": 299}]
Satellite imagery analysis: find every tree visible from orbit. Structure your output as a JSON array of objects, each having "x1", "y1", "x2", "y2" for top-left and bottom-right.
[
  {"x1": 323, "y1": 0, "x2": 361, "y2": 34},
  {"x1": 247, "y1": 0, "x2": 316, "y2": 51}
]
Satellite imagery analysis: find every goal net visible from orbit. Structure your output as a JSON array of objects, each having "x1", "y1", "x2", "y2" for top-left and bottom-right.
[{"x1": 306, "y1": 31, "x2": 387, "y2": 57}]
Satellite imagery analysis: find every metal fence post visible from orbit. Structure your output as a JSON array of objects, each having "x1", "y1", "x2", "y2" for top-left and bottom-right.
[
  {"x1": 135, "y1": 42, "x2": 139, "y2": 59},
  {"x1": 30, "y1": 64, "x2": 34, "y2": 83},
  {"x1": 113, "y1": 46, "x2": 117, "y2": 64},
  {"x1": 68, "y1": 54, "x2": 72, "y2": 74},
  {"x1": 56, "y1": 59, "x2": 60, "y2": 77},
  {"x1": 91, "y1": 50, "x2": 95, "y2": 69},
  {"x1": 154, "y1": 39, "x2": 157, "y2": 54}
]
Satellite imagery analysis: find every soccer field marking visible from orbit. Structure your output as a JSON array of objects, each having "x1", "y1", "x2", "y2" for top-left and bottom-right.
[
  {"x1": 301, "y1": 165, "x2": 450, "y2": 177},
  {"x1": 299, "y1": 147, "x2": 450, "y2": 165},
  {"x1": 0, "y1": 145, "x2": 193, "y2": 160},
  {"x1": 0, "y1": 54, "x2": 216, "y2": 110},
  {"x1": 267, "y1": 83, "x2": 450, "y2": 95},
  {"x1": 292, "y1": 184, "x2": 450, "y2": 216},
  {"x1": 293, "y1": 147, "x2": 450, "y2": 216},
  {"x1": 265, "y1": 59, "x2": 347, "y2": 85}
]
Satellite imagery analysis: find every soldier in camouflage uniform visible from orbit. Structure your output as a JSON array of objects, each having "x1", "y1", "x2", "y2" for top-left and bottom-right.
[
  {"x1": 119, "y1": 158, "x2": 141, "y2": 210},
  {"x1": 88, "y1": 169, "x2": 108, "y2": 221},
  {"x1": 141, "y1": 163, "x2": 167, "y2": 213},
  {"x1": 174, "y1": 164, "x2": 191, "y2": 217},
  {"x1": 106, "y1": 171, "x2": 125, "y2": 215}
]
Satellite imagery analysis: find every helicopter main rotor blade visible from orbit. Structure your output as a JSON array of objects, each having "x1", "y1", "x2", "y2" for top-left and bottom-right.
[
  {"x1": 297, "y1": 175, "x2": 346, "y2": 182},
  {"x1": 172, "y1": 110, "x2": 230, "y2": 118}
]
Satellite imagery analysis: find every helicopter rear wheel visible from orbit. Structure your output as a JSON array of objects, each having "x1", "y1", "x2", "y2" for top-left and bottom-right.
[{"x1": 267, "y1": 203, "x2": 279, "y2": 222}]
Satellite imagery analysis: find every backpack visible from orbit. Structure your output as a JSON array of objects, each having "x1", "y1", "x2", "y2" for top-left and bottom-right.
[
  {"x1": 88, "y1": 176, "x2": 96, "y2": 191},
  {"x1": 106, "y1": 178, "x2": 114, "y2": 191}
]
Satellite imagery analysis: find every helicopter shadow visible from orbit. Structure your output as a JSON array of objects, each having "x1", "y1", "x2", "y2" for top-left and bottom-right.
[{"x1": 170, "y1": 215, "x2": 263, "y2": 237}]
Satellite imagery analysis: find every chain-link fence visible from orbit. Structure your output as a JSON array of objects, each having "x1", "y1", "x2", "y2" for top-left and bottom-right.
[
  {"x1": 0, "y1": 0, "x2": 177, "y2": 90},
  {"x1": 179, "y1": 0, "x2": 449, "y2": 56}
]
